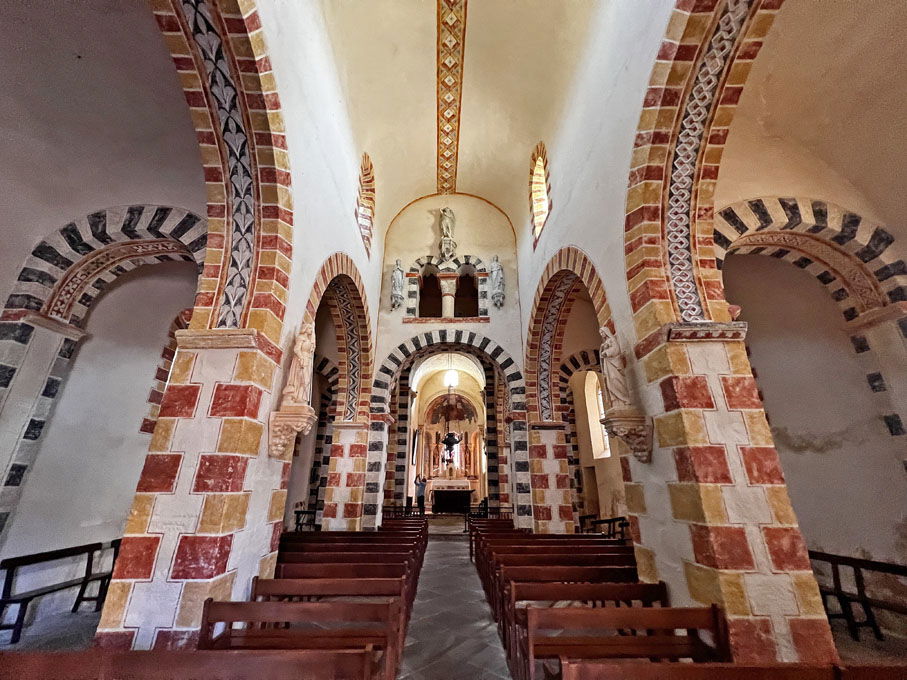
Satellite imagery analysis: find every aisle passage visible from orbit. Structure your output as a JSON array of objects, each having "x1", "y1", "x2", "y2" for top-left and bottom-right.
[{"x1": 399, "y1": 537, "x2": 511, "y2": 680}]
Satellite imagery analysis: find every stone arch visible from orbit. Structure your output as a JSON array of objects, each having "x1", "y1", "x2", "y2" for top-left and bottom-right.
[
  {"x1": 405, "y1": 254, "x2": 489, "y2": 318},
  {"x1": 624, "y1": 1, "x2": 785, "y2": 338},
  {"x1": 715, "y1": 197, "x2": 905, "y2": 321},
  {"x1": 305, "y1": 253, "x2": 373, "y2": 422},
  {"x1": 151, "y1": 0, "x2": 293, "y2": 335},
  {"x1": 140, "y1": 308, "x2": 194, "y2": 435},
  {"x1": 366, "y1": 330, "x2": 530, "y2": 527},
  {"x1": 525, "y1": 247, "x2": 613, "y2": 422}
]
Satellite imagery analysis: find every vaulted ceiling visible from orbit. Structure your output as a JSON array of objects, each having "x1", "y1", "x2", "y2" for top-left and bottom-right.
[{"x1": 319, "y1": 0, "x2": 597, "y2": 236}]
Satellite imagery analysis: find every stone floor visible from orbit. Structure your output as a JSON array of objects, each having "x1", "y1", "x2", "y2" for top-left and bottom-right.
[{"x1": 399, "y1": 537, "x2": 511, "y2": 679}]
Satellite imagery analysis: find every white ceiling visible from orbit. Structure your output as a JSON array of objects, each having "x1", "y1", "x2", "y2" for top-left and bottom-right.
[
  {"x1": 728, "y1": 0, "x2": 907, "y2": 226},
  {"x1": 319, "y1": 0, "x2": 596, "y2": 235}
]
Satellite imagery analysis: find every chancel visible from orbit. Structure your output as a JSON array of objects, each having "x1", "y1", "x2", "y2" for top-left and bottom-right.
[{"x1": 0, "y1": 1, "x2": 905, "y2": 678}]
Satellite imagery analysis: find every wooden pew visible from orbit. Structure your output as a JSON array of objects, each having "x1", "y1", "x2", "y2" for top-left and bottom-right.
[
  {"x1": 559, "y1": 661, "x2": 836, "y2": 680},
  {"x1": 199, "y1": 598, "x2": 400, "y2": 680},
  {"x1": 837, "y1": 667, "x2": 907, "y2": 680},
  {"x1": 523, "y1": 604, "x2": 729, "y2": 680},
  {"x1": 0, "y1": 540, "x2": 120, "y2": 644},
  {"x1": 0, "y1": 649, "x2": 376, "y2": 680}
]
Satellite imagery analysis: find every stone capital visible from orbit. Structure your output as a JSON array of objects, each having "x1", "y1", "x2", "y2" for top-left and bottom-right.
[
  {"x1": 20, "y1": 312, "x2": 87, "y2": 342},
  {"x1": 268, "y1": 404, "x2": 316, "y2": 461},
  {"x1": 176, "y1": 328, "x2": 261, "y2": 350},
  {"x1": 602, "y1": 407, "x2": 653, "y2": 464},
  {"x1": 846, "y1": 301, "x2": 907, "y2": 332}
]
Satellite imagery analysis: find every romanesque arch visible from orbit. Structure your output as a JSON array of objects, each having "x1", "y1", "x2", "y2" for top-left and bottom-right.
[
  {"x1": 151, "y1": 0, "x2": 293, "y2": 338},
  {"x1": 406, "y1": 254, "x2": 489, "y2": 318},
  {"x1": 305, "y1": 253, "x2": 373, "y2": 422},
  {"x1": 624, "y1": 0, "x2": 784, "y2": 335},
  {"x1": 524, "y1": 247, "x2": 613, "y2": 423},
  {"x1": 366, "y1": 330, "x2": 530, "y2": 528},
  {"x1": 306, "y1": 354, "x2": 340, "y2": 518}
]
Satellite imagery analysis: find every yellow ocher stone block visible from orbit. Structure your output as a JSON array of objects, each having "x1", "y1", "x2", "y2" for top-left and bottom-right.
[
  {"x1": 655, "y1": 410, "x2": 708, "y2": 447},
  {"x1": 169, "y1": 352, "x2": 196, "y2": 384},
  {"x1": 766, "y1": 486, "x2": 798, "y2": 525},
  {"x1": 198, "y1": 493, "x2": 250, "y2": 534},
  {"x1": 635, "y1": 547, "x2": 658, "y2": 583},
  {"x1": 624, "y1": 483, "x2": 646, "y2": 515},
  {"x1": 217, "y1": 419, "x2": 264, "y2": 455},
  {"x1": 124, "y1": 494, "x2": 155, "y2": 535},
  {"x1": 234, "y1": 350, "x2": 276, "y2": 390},
  {"x1": 792, "y1": 573, "x2": 826, "y2": 615},
  {"x1": 98, "y1": 582, "x2": 132, "y2": 629},
  {"x1": 149, "y1": 418, "x2": 177, "y2": 452},
  {"x1": 685, "y1": 562, "x2": 750, "y2": 616},
  {"x1": 268, "y1": 489, "x2": 287, "y2": 523},
  {"x1": 177, "y1": 572, "x2": 235, "y2": 628}
]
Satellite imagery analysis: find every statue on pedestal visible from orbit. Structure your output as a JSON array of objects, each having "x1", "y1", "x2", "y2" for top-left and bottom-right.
[
  {"x1": 283, "y1": 323, "x2": 316, "y2": 406},
  {"x1": 490, "y1": 255, "x2": 505, "y2": 308},
  {"x1": 390, "y1": 259, "x2": 405, "y2": 309},
  {"x1": 438, "y1": 207, "x2": 457, "y2": 261},
  {"x1": 599, "y1": 326, "x2": 631, "y2": 408}
]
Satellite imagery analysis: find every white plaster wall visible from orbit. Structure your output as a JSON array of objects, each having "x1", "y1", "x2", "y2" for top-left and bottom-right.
[
  {"x1": 377, "y1": 194, "x2": 522, "y2": 370},
  {"x1": 0, "y1": 1, "x2": 205, "y2": 301},
  {"x1": 255, "y1": 1, "x2": 383, "y2": 366},
  {"x1": 723, "y1": 255, "x2": 907, "y2": 563},
  {"x1": 1, "y1": 262, "x2": 197, "y2": 619}
]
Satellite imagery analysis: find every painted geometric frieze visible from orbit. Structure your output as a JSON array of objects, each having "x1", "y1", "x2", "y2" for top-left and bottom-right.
[
  {"x1": 536, "y1": 273, "x2": 578, "y2": 420},
  {"x1": 178, "y1": 0, "x2": 256, "y2": 328},
  {"x1": 436, "y1": 0, "x2": 467, "y2": 194},
  {"x1": 356, "y1": 153, "x2": 375, "y2": 256},
  {"x1": 327, "y1": 280, "x2": 363, "y2": 422},
  {"x1": 666, "y1": 0, "x2": 753, "y2": 322}
]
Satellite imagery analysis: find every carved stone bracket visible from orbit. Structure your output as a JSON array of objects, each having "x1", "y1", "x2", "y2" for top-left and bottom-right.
[
  {"x1": 602, "y1": 407, "x2": 653, "y2": 464},
  {"x1": 269, "y1": 404, "x2": 317, "y2": 461}
]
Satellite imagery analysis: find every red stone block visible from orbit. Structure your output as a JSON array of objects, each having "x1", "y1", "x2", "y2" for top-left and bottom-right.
[
  {"x1": 660, "y1": 376, "x2": 715, "y2": 411},
  {"x1": 209, "y1": 383, "x2": 262, "y2": 419},
  {"x1": 690, "y1": 524, "x2": 755, "y2": 570},
  {"x1": 762, "y1": 527, "x2": 811, "y2": 571},
  {"x1": 192, "y1": 454, "x2": 249, "y2": 493},
  {"x1": 555, "y1": 474, "x2": 571, "y2": 489},
  {"x1": 530, "y1": 474, "x2": 550, "y2": 489},
  {"x1": 270, "y1": 521, "x2": 281, "y2": 552},
  {"x1": 158, "y1": 384, "x2": 201, "y2": 418},
  {"x1": 280, "y1": 462, "x2": 291, "y2": 489},
  {"x1": 533, "y1": 505, "x2": 553, "y2": 521},
  {"x1": 94, "y1": 631, "x2": 136, "y2": 650},
  {"x1": 322, "y1": 503, "x2": 338, "y2": 519},
  {"x1": 348, "y1": 443, "x2": 368, "y2": 458},
  {"x1": 140, "y1": 418, "x2": 157, "y2": 434},
  {"x1": 552, "y1": 445, "x2": 568, "y2": 459},
  {"x1": 721, "y1": 376, "x2": 763, "y2": 410},
  {"x1": 153, "y1": 630, "x2": 199, "y2": 651},
  {"x1": 740, "y1": 446, "x2": 785, "y2": 484},
  {"x1": 345, "y1": 472, "x2": 365, "y2": 488},
  {"x1": 343, "y1": 503, "x2": 363, "y2": 519},
  {"x1": 627, "y1": 515, "x2": 641, "y2": 544},
  {"x1": 674, "y1": 446, "x2": 732, "y2": 484},
  {"x1": 529, "y1": 444, "x2": 548, "y2": 459},
  {"x1": 327, "y1": 472, "x2": 342, "y2": 487},
  {"x1": 137, "y1": 454, "x2": 182, "y2": 493},
  {"x1": 620, "y1": 457, "x2": 633, "y2": 482},
  {"x1": 558, "y1": 505, "x2": 574, "y2": 521},
  {"x1": 113, "y1": 536, "x2": 161, "y2": 580},
  {"x1": 726, "y1": 618, "x2": 778, "y2": 663},
  {"x1": 331, "y1": 443, "x2": 344, "y2": 459},
  {"x1": 170, "y1": 534, "x2": 233, "y2": 580},
  {"x1": 788, "y1": 617, "x2": 838, "y2": 663}
]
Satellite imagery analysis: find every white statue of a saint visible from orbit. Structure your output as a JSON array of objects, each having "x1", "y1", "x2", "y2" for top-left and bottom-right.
[
  {"x1": 391, "y1": 259, "x2": 405, "y2": 309},
  {"x1": 490, "y1": 255, "x2": 505, "y2": 308},
  {"x1": 439, "y1": 207, "x2": 455, "y2": 239},
  {"x1": 599, "y1": 326, "x2": 631, "y2": 408},
  {"x1": 282, "y1": 323, "x2": 316, "y2": 406}
]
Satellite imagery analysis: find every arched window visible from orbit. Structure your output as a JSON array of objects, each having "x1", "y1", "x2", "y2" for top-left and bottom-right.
[
  {"x1": 454, "y1": 265, "x2": 479, "y2": 317},
  {"x1": 529, "y1": 141, "x2": 551, "y2": 243},
  {"x1": 418, "y1": 265, "x2": 442, "y2": 318},
  {"x1": 583, "y1": 372, "x2": 611, "y2": 459},
  {"x1": 355, "y1": 153, "x2": 375, "y2": 255}
]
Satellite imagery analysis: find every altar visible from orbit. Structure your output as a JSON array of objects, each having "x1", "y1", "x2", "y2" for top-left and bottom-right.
[{"x1": 427, "y1": 478, "x2": 474, "y2": 514}]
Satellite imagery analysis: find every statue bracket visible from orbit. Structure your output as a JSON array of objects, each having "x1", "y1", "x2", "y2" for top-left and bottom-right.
[
  {"x1": 601, "y1": 407, "x2": 653, "y2": 464},
  {"x1": 268, "y1": 404, "x2": 317, "y2": 461}
]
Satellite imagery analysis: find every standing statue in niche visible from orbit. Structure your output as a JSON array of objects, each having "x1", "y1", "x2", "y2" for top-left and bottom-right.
[
  {"x1": 490, "y1": 255, "x2": 505, "y2": 308},
  {"x1": 390, "y1": 259, "x2": 405, "y2": 310},
  {"x1": 599, "y1": 326, "x2": 631, "y2": 408},
  {"x1": 438, "y1": 207, "x2": 458, "y2": 261},
  {"x1": 282, "y1": 323, "x2": 316, "y2": 406}
]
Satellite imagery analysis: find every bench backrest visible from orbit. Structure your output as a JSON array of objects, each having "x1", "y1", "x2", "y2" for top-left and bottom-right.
[
  {"x1": 279, "y1": 552, "x2": 414, "y2": 564},
  {"x1": 560, "y1": 661, "x2": 835, "y2": 680},
  {"x1": 510, "y1": 581, "x2": 669, "y2": 609},
  {"x1": 251, "y1": 576, "x2": 405, "y2": 600},
  {"x1": 499, "y1": 565, "x2": 638, "y2": 583},
  {"x1": 494, "y1": 554, "x2": 637, "y2": 568},
  {"x1": 276, "y1": 563, "x2": 407, "y2": 580}
]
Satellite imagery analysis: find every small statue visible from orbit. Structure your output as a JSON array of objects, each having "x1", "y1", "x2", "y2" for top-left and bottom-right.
[
  {"x1": 490, "y1": 255, "x2": 505, "y2": 308},
  {"x1": 282, "y1": 323, "x2": 316, "y2": 406},
  {"x1": 599, "y1": 327, "x2": 631, "y2": 408},
  {"x1": 439, "y1": 207, "x2": 455, "y2": 239},
  {"x1": 391, "y1": 259, "x2": 405, "y2": 309}
]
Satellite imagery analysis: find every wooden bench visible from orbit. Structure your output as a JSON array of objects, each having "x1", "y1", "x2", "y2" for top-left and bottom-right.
[
  {"x1": 809, "y1": 550, "x2": 907, "y2": 641},
  {"x1": 199, "y1": 598, "x2": 400, "y2": 680},
  {"x1": 523, "y1": 604, "x2": 729, "y2": 680},
  {"x1": 837, "y1": 666, "x2": 907, "y2": 680},
  {"x1": 0, "y1": 648, "x2": 376, "y2": 680},
  {"x1": 0, "y1": 539, "x2": 120, "y2": 644},
  {"x1": 559, "y1": 661, "x2": 836, "y2": 680}
]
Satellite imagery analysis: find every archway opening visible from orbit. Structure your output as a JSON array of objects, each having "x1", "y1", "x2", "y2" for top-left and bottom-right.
[
  {"x1": 418, "y1": 266, "x2": 443, "y2": 318},
  {"x1": 454, "y1": 265, "x2": 479, "y2": 317}
]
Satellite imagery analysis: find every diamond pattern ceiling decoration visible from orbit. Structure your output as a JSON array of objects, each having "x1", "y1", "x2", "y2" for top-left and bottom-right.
[{"x1": 436, "y1": 0, "x2": 467, "y2": 194}]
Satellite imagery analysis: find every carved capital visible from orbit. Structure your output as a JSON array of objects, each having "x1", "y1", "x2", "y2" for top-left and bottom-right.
[
  {"x1": 268, "y1": 404, "x2": 317, "y2": 461},
  {"x1": 602, "y1": 407, "x2": 653, "y2": 464}
]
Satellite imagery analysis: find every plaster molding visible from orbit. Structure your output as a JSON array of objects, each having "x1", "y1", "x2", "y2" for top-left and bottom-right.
[
  {"x1": 175, "y1": 328, "x2": 261, "y2": 350},
  {"x1": 269, "y1": 405, "x2": 316, "y2": 461},
  {"x1": 20, "y1": 313, "x2": 87, "y2": 342},
  {"x1": 666, "y1": 321, "x2": 748, "y2": 343},
  {"x1": 846, "y1": 301, "x2": 907, "y2": 332}
]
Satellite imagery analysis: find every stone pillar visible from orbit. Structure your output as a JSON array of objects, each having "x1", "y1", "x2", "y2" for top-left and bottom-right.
[
  {"x1": 0, "y1": 313, "x2": 85, "y2": 545},
  {"x1": 96, "y1": 329, "x2": 282, "y2": 650},
  {"x1": 439, "y1": 273, "x2": 458, "y2": 318},
  {"x1": 527, "y1": 421, "x2": 574, "y2": 533},
  {"x1": 627, "y1": 322, "x2": 837, "y2": 663},
  {"x1": 321, "y1": 421, "x2": 369, "y2": 531}
]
